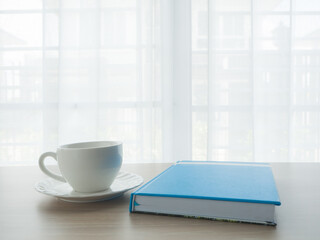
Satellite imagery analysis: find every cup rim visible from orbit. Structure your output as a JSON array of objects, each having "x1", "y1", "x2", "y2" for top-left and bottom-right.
[{"x1": 59, "y1": 141, "x2": 122, "y2": 150}]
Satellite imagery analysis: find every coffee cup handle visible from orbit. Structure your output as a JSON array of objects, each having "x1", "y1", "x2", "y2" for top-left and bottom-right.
[{"x1": 39, "y1": 152, "x2": 66, "y2": 182}]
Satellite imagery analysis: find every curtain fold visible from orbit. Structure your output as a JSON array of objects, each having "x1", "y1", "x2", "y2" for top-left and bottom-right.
[{"x1": 52, "y1": 0, "x2": 166, "y2": 163}]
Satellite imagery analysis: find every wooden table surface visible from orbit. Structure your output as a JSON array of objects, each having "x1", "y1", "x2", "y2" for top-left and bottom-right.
[{"x1": 0, "y1": 163, "x2": 319, "y2": 240}]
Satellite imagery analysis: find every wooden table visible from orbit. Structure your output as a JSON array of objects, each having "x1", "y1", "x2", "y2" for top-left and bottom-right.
[{"x1": 0, "y1": 163, "x2": 319, "y2": 240}]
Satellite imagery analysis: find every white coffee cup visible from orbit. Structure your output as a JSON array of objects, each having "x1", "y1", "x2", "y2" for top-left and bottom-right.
[{"x1": 39, "y1": 141, "x2": 123, "y2": 193}]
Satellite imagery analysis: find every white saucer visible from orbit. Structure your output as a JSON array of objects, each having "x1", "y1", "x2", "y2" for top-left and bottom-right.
[{"x1": 35, "y1": 171, "x2": 143, "y2": 203}]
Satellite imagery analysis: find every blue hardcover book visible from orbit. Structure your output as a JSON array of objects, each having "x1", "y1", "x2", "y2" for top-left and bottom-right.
[{"x1": 130, "y1": 161, "x2": 281, "y2": 225}]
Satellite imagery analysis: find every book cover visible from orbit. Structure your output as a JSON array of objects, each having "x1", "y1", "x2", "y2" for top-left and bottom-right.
[{"x1": 130, "y1": 161, "x2": 281, "y2": 225}]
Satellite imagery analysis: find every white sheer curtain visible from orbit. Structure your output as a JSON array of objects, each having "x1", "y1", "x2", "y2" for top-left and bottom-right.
[
  {"x1": 0, "y1": 0, "x2": 319, "y2": 165},
  {"x1": 191, "y1": 0, "x2": 320, "y2": 162},
  {"x1": 1, "y1": 0, "x2": 168, "y2": 165}
]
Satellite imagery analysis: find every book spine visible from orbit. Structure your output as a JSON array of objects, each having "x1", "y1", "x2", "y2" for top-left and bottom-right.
[
  {"x1": 129, "y1": 194, "x2": 135, "y2": 212},
  {"x1": 129, "y1": 164, "x2": 176, "y2": 212}
]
